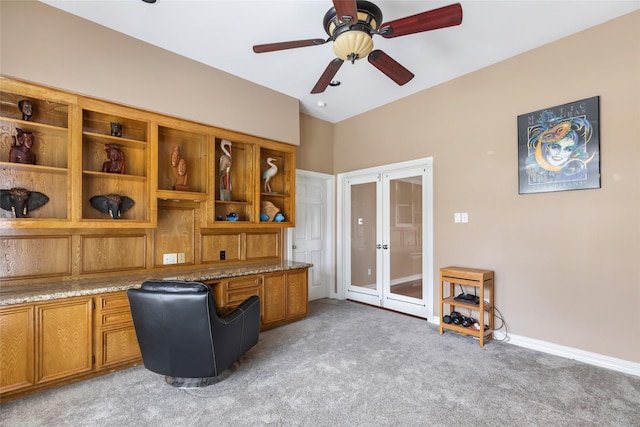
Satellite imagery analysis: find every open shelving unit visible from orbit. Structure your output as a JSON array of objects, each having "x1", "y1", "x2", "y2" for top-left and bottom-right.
[
  {"x1": 439, "y1": 266, "x2": 494, "y2": 347},
  {"x1": 0, "y1": 80, "x2": 73, "y2": 226},
  {"x1": 79, "y1": 102, "x2": 152, "y2": 226}
]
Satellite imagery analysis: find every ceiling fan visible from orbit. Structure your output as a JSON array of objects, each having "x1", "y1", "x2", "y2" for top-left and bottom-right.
[{"x1": 253, "y1": 1, "x2": 463, "y2": 94}]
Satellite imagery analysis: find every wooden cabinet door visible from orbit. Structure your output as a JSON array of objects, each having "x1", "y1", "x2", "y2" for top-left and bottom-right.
[
  {"x1": 286, "y1": 269, "x2": 308, "y2": 318},
  {"x1": 0, "y1": 305, "x2": 35, "y2": 394},
  {"x1": 261, "y1": 272, "x2": 286, "y2": 325},
  {"x1": 36, "y1": 298, "x2": 93, "y2": 384},
  {"x1": 94, "y1": 292, "x2": 140, "y2": 369}
]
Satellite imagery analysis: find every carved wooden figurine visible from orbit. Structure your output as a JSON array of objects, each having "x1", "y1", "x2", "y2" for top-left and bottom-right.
[
  {"x1": 0, "y1": 187, "x2": 49, "y2": 218},
  {"x1": 171, "y1": 146, "x2": 188, "y2": 191},
  {"x1": 219, "y1": 140, "x2": 232, "y2": 200},
  {"x1": 102, "y1": 144, "x2": 125, "y2": 174},
  {"x1": 10, "y1": 128, "x2": 36, "y2": 164},
  {"x1": 90, "y1": 194, "x2": 134, "y2": 219},
  {"x1": 263, "y1": 157, "x2": 278, "y2": 193},
  {"x1": 18, "y1": 100, "x2": 32, "y2": 121}
]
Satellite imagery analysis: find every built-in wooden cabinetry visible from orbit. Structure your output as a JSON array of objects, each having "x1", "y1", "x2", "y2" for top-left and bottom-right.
[
  {"x1": 94, "y1": 291, "x2": 141, "y2": 369},
  {"x1": 0, "y1": 76, "x2": 297, "y2": 283},
  {"x1": 0, "y1": 263, "x2": 309, "y2": 402},
  {"x1": 0, "y1": 76, "x2": 308, "y2": 402},
  {"x1": 0, "y1": 295, "x2": 114, "y2": 402},
  {"x1": 209, "y1": 268, "x2": 308, "y2": 330}
]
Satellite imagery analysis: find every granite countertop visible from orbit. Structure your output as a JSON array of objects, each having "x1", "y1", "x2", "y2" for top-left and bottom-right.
[{"x1": 0, "y1": 260, "x2": 312, "y2": 306}]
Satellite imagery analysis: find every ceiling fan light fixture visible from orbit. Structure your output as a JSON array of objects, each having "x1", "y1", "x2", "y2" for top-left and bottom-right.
[{"x1": 332, "y1": 31, "x2": 374, "y2": 63}]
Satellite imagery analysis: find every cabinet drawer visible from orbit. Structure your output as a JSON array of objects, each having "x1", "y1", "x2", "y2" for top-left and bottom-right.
[
  {"x1": 99, "y1": 311, "x2": 133, "y2": 327},
  {"x1": 98, "y1": 293, "x2": 130, "y2": 310},
  {"x1": 227, "y1": 277, "x2": 260, "y2": 290},
  {"x1": 227, "y1": 288, "x2": 260, "y2": 307}
]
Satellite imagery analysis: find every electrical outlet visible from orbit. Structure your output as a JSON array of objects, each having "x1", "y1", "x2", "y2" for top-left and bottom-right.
[
  {"x1": 177, "y1": 253, "x2": 185, "y2": 263},
  {"x1": 461, "y1": 212, "x2": 468, "y2": 223},
  {"x1": 163, "y1": 253, "x2": 177, "y2": 265},
  {"x1": 454, "y1": 213, "x2": 461, "y2": 223},
  {"x1": 220, "y1": 250, "x2": 226, "y2": 260}
]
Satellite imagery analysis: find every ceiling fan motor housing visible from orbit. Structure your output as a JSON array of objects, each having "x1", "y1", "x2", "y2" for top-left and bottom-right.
[{"x1": 323, "y1": 0, "x2": 383, "y2": 63}]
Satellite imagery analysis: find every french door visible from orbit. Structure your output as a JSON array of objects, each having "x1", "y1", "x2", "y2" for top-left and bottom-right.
[{"x1": 342, "y1": 161, "x2": 433, "y2": 319}]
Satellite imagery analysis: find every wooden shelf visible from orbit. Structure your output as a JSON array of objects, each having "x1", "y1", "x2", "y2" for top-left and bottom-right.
[
  {"x1": 82, "y1": 131, "x2": 147, "y2": 149},
  {"x1": 0, "y1": 161, "x2": 67, "y2": 174},
  {"x1": 1, "y1": 117, "x2": 68, "y2": 133},
  {"x1": 440, "y1": 266, "x2": 494, "y2": 347},
  {"x1": 82, "y1": 170, "x2": 147, "y2": 182},
  {"x1": 442, "y1": 296, "x2": 494, "y2": 309},
  {"x1": 156, "y1": 189, "x2": 206, "y2": 202}
]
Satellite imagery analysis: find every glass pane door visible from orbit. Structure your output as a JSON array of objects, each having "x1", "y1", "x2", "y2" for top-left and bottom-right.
[
  {"x1": 343, "y1": 163, "x2": 432, "y2": 319},
  {"x1": 346, "y1": 174, "x2": 382, "y2": 306},
  {"x1": 385, "y1": 172, "x2": 423, "y2": 302}
]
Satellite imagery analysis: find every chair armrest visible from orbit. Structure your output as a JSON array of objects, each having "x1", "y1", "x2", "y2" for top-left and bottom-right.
[{"x1": 218, "y1": 295, "x2": 260, "y2": 324}]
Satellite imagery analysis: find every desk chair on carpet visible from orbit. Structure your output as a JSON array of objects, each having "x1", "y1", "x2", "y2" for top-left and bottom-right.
[{"x1": 127, "y1": 280, "x2": 260, "y2": 387}]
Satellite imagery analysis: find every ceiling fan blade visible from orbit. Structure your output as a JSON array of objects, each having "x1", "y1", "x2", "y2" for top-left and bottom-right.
[
  {"x1": 379, "y1": 3, "x2": 462, "y2": 39},
  {"x1": 253, "y1": 39, "x2": 327, "y2": 53},
  {"x1": 367, "y1": 50, "x2": 414, "y2": 86},
  {"x1": 311, "y1": 58, "x2": 344, "y2": 94},
  {"x1": 333, "y1": 0, "x2": 359, "y2": 25}
]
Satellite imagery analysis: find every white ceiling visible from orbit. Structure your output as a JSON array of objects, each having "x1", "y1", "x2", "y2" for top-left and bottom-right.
[{"x1": 41, "y1": 0, "x2": 639, "y2": 123}]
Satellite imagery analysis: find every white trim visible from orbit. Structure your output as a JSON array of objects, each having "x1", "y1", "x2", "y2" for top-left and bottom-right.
[
  {"x1": 287, "y1": 169, "x2": 335, "y2": 301},
  {"x1": 428, "y1": 317, "x2": 639, "y2": 377},
  {"x1": 494, "y1": 331, "x2": 640, "y2": 377}
]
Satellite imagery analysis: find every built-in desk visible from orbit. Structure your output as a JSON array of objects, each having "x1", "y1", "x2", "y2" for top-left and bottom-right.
[{"x1": 0, "y1": 261, "x2": 311, "y2": 402}]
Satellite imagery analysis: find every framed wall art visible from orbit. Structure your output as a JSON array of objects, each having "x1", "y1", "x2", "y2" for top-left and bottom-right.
[{"x1": 517, "y1": 96, "x2": 600, "y2": 194}]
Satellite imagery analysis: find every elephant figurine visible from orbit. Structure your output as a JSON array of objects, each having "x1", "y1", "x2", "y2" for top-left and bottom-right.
[
  {"x1": 89, "y1": 194, "x2": 134, "y2": 219},
  {"x1": 0, "y1": 187, "x2": 49, "y2": 218}
]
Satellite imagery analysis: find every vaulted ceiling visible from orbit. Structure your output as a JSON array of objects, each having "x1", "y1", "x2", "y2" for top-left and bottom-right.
[{"x1": 41, "y1": 1, "x2": 639, "y2": 123}]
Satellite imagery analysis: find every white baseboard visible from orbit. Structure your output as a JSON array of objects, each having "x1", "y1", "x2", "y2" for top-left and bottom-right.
[
  {"x1": 428, "y1": 318, "x2": 639, "y2": 377},
  {"x1": 493, "y1": 331, "x2": 640, "y2": 377}
]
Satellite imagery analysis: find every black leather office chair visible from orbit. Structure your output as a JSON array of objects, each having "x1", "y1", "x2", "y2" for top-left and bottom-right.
[{"x1": 127, "y1": 280, "x2": 260, "y2": 387}]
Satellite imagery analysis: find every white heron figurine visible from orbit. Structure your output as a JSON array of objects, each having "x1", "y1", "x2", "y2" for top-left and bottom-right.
[
  {"x1": 219, "y1": 140, "x2": 232, "y2": 200},
  {"x1": 263, "y1": 157, "x2": 278, "y2": 193}
]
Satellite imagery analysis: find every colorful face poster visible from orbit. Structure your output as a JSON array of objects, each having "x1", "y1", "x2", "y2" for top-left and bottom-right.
[{"x1": 517, "y1": 96, "x2": 600, "y2": 194}]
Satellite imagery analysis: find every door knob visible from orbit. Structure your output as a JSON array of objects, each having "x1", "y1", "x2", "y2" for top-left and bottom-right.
[
  {"x1": 292, "y1": 245, "x2": 297, "y2": 249},
  {"x1": 383, "y1": 244, "x2": 389, "y2": 249},
  {"x1": 376, "y1": 244, "x2": 382, "y2": 249}
]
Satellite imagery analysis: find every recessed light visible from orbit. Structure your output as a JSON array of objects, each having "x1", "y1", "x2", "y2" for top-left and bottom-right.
[
  {"x1": 329, "y1": 80, "x2": 341, "y2": 87},
  {"x1": 317, "y1": 101, "x2": 327, "y2": 108}
]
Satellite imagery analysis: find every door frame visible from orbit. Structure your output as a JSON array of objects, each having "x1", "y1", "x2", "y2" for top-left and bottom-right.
[
  {"x1": 286, "y1": 169, "x2": 335, "y2": 300},
  {"x1": 336, "y1": 157, "x2": 434, "y2": 319}
]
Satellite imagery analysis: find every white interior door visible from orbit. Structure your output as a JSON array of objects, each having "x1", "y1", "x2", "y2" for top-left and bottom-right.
[
  {"x1": 288, "y1": 170, "x2": 334, "y2": 301},
  {"x1": 341, "y1": 159, "x2": 433, "y2": 319}
]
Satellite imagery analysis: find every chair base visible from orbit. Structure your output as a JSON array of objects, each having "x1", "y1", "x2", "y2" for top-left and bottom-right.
[{"x1": 164, "y1": 361, "x2": 239, "y2": 388}]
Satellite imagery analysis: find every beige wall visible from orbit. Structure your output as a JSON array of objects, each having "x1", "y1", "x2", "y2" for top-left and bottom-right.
[
  {"x1": 328, "y1": 11, "x2": 640, "y2": 363},
  {"x1": 297, "y1": 113, "x2": 334, "y2": 174},
  {"x1": 0, "y1": 1, "x2": 300, "y2": 145}
]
